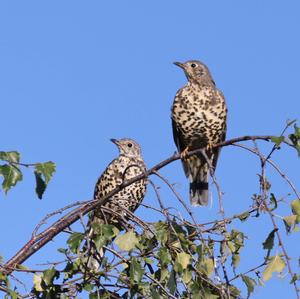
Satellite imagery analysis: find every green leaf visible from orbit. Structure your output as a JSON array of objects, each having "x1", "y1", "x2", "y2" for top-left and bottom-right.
[
  {"x1": 283, "y1": 215, "x2": 297, "y2": 233},
  {"x1": 262, "y1": 228, "x2": 278, "y2": 250},
  {"x1": 0, "y1": 164, "x2": 23, "y2": 193},
  {"x1": 16, "y1": 264, "x2": 29, "y2": 271},
  {"x1": 157, "y1": 247, "x2": 171, "y2": 266},
  {"x1": 236, "y1": 211, "x2": 250, "y2": 222},
  {"x1": 289, "y1": 124, "x2": 300, "y2": 156},
  {"x1": 271, "y1": 136, "x2": 284, "y2": 146},
  {"x1": 43, "y1": 267, "x2": 59, "y2": 285},
  {"x1": 200, "y1": 288, "x2": 219, "y2": 299},
  {"x1": 0, "y1": 151, "x2": 20, "y2": 163},
  {"x1": 6, "y1": 289, "x2": 19, "y2": 299},
  {"x1": 155, "y1": 221, "x2": 168, "y2": 244},
  {"x1": 115, "y1": 230, "x2": 138, "y2": 251},
  {"x1": 263, "y1": 255, "x2": 285, "y2": 281},
  {"x1": 176, "y1": 252, "x2": 191, "y2": 269},
  {"x1": 294, "y1": 124, "x2": 300, "y2": 136},
  {"x1": 67, "y1": 232, "x2": 84, "y2": 253},
  {"x1": 202, "y1": 258, "x2": 214, "y2": 276},
  {"x1": 34, "y1": 171, "x2": 46, "y2": 199},
  {"x1": 227, "y1": 241, "x2": 236, "y2": 253},
  {"x1": 93, "y1": 235, "x2": 107, "y2": 251},
  {"x1": 34, "y1": 161, "x2": 56, "y2": 198},
  {"x1": 129, "y1": 257, "x2": 144, "y2": 283},
  {"x1": 83, "y1": 282, "x2": 94, "y2": 292},
  {"x1": 150, "y1": 286, "x2": 163, "y2": 299},
  {"x1": 229, "y1": 285, "x2": 241, "y2": 297},
  {"x1": 91, "y1": 223, "x2": 119, "y2": 238},
  {"x1": 269, "y1": 193, "x2": 278, "y2": 211},
  {"x1": 90, "y1": 224, "x2": 119, "y2": 251},
  {"x1": 241, "y1": 275, "x2": 256, "y2": 298},
  {"x1": 167, "y1": 269, "x2": 176, "y2": 294},
  {"x1": 0, "y1": 271, "x2": 7, "y2": 282},
  {"x1": 290, "y1": 273, "x2": 299, "y2": 284},
  {"x1": 157, "y1": 268, "x2": 169, "y2": 282},
  {"x1": 57, "y1": 248, "x2": 67, "y2": 254},
  {"x1": 33, "y1": 274, "x2": 43, "y2": 292},
  {"x1": 89, "y1": 293, "x2": 104, "y2": 299},
  {"x1": 232, "y1": 253, "x2": 240, "y2": 271},
  {"x1": 35, "y1": 161, "x2": 56, "y2": 184},
  {"x1": 182, "y1": 268, "x2": 192, "y2": 284},
  {"x1": 291, "y1": 200, "x2": 300, "y2": 222}
]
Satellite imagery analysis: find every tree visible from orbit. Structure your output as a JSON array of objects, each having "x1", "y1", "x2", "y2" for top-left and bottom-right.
[{"x1": 0, "y1": 122, "x2": 300, "y2": 299}]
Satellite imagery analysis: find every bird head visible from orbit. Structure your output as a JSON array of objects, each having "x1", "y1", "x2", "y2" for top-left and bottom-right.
[
  {"x1": 110, "y1": 138, "x2": 142, "y2": 158},
  {"x1": 174, "y1": 60, "x2": 214, "y2": 85}
]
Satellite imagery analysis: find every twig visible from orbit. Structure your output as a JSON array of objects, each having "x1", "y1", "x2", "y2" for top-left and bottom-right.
[
  {"x1": 153, "y1": 170, "x2": 204, "y2": 242},
  {"x1": 0, "y1": 285, "x2": 24, "y2": 299},
  {"x1": 236, "y1": 141, "x2": 299, "y2": 298},
  {"x1": 233, "y1": 144, "x2": 300, "y2": 200},
  {"x1": 228, "y1": 262, "x2": 266, "y2": 282}
]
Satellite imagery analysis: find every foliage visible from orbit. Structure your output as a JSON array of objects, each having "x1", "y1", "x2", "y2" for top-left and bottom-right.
[
  {"x1": 0, "y1": 151, "x2": 55, "y2": 199},
  {"x1": 0, "y1": 123, "x2": 300, "y2": 298}
]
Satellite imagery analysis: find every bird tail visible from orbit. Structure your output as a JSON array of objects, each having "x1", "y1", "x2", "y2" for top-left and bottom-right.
[
  {"x1": 189, "y1": 162, "x2": 209, "y2": 206},
  {"x1": 190, "y1": 181, "x2": 209, "y2": 206}
]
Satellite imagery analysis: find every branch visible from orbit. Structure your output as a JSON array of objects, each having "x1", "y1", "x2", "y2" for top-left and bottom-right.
[{"x1": 0, "y1": 135, "x2": 277, "y2": 275}]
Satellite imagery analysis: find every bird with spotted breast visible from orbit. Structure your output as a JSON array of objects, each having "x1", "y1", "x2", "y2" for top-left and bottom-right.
[
  {"x1": 85, "y1": 138, "x2": 147, "y2": 270},
  {"x1": 171, "y1": 60, "x2": 227, "y2": 206}
]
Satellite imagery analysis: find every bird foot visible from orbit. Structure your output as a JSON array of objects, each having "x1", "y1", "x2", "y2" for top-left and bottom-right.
[
  {"x1": 206, "y1": 142, "x2": 214, "y2": 152},
  {"x1": 180, "y1": 147, "x2": 190, "y2": 159}
]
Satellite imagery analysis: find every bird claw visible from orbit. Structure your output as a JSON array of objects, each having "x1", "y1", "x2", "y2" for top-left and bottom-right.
[{"x1": 206, "y1": 142, "x2": 214, "y2": 152}]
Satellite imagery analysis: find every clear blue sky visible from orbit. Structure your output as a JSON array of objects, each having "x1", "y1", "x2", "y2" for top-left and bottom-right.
[{"x1": 0, "y1": 1, "x2": 299, "y2": 298}]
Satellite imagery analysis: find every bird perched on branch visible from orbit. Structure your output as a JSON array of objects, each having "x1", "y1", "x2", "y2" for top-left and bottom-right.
[
  {"x1": 85, "y1": 138, "x2": 147, "y2": 269},
  {"x1": 171, "y1": 60, "x2": 227, "y2": 206}
]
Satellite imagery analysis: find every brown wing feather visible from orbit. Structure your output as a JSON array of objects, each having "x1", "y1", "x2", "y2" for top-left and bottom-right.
[{"x1": 172, "y1": 117, "x2": 192, "y2": 178}]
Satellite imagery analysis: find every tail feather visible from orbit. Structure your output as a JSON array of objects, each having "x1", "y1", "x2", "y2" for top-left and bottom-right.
[
  {"x1": 186, "y1": 155, "x2": 209, "y2": 206},
  {"x1": 190, "y1": 181, "x2": 209, "y2": 206}
]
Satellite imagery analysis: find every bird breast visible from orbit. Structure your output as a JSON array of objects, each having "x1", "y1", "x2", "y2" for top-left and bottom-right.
[{"x1": 172, "y1": 86, "x2": 227, "y2": 147}]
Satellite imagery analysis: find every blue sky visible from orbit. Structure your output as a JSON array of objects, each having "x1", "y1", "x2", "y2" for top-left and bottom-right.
[{"x1": 0, "y1": 1, "x2": 299, "y2": 298}]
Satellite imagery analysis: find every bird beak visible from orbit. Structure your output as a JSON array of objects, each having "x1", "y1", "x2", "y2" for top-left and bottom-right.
[
  {"x1": 110, "y1": 138, "x2": 119, "y2": 145},
  {"x1": 173, "y1": 61, "x2": 185, "y2": 69}
]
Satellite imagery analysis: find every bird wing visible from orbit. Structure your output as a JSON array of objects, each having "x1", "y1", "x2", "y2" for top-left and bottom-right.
[
  {"x1": 171, "y1": 117, "x2": 186, "y2": 153},
  {"x1": 172, "y1": 117, "x2": 192, "y2": 178},
  {"x1": 211, "y1": 89, "x2": 227, "y2": 170}
]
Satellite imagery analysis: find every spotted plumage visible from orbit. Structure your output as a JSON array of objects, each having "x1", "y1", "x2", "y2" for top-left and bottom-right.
[
  {"x1": 86, "y1": 138, "x2": 147, "y2": 269},
  {"x1": 171, "y1": 60, "x2": 227, "y2": 206}
]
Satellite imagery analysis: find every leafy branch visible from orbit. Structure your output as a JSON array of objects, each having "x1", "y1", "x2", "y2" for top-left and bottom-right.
[
  {"x1": 0, "y1": 151, "x2": 55, "y2": 199},
  {"x1": 0, "y1": 127, "x2": 300, "y2": 298}
]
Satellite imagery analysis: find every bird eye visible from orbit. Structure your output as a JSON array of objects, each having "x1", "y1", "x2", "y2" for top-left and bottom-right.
[
  {"x1": 191, "y1": 63, "x2": 197, "y2": 68},
  {"x1": 127, "y1": 143, "x2": 132, "y2": 148}
]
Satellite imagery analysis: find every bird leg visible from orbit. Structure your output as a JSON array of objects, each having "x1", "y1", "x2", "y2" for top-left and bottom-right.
[
  {"x1": 180, "y1": 146, "x2": 190, "y2": 159},
  {"x1": 206, "y1": 142, "x2": 214, "y2": 153}
]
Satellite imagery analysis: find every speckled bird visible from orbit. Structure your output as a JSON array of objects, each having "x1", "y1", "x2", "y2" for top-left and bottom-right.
[
  {"x1": 171, "y1": 60, "x2": 227, "y2": 206},
  {"x1": 86, "y1": 138, "x2": 147, "y2": 269}
]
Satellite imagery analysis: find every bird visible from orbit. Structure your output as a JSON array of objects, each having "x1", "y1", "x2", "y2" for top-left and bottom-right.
[
  {"x1": 85, "y1": 138, "x2": 147, "y2": 269},
  {"x1": 171, "y1": 60, "x2": 227, "y2": 206}
]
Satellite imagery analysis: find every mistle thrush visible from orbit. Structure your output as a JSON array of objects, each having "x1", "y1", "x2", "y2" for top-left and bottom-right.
[
  {"x1": 171, "y1": 60, "x2": 227, "y2": 206},
  {"x1": 86, "y1": 138, "x2": 147, "y2": 269}
]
